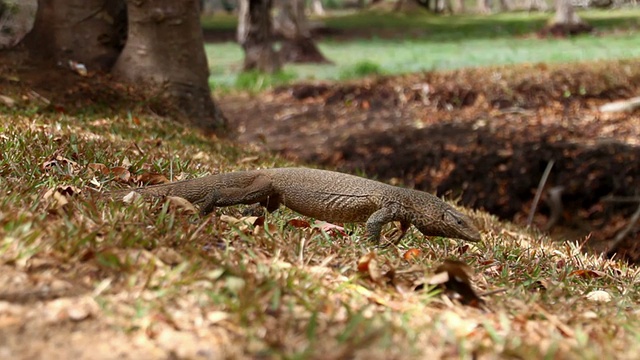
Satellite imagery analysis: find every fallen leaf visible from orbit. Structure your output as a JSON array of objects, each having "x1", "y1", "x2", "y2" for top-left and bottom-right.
[
  {"x1": 568, "y1": 269, "x2": 605, "y2": 279},
  {"x1": 220, "y1": 215, "x2": 240, "y2": 224},
  {"x1": 403, "y1": 248, "x2": 422, "y2": 261},
  {"x1": 358, "y1": 252, "x2": 387, "y2": 283},
  {"x1": 154, "y1": 247, "x2": 184, "y2": 266},
  {"x1": 166, "y1": 196, "x2": 198, "y2": 215},
  {"x1": 43, "y1": 185, "x2": 80, "y2": 211},
  {"x1": 431, "y1": 260, "x2": 484, "y2": 307},
  {"x1": 111, "y1": 166, "x2": 131, "y2": 182},
  {"x1": 238, "y1": 156, "x2": 260, "y2": 163},
  {"x1": 312, "y1": 221, "x2": 347, "y2": 237},
  {"x1": 121, "y1": 191, "x2": 142, "y2": 204},
  {"x1": 586, "y1": 290, "x2": 612, "y2": 303},
  {"x1": 0, "y1": 94, "x2": 15, "y2": 107},
  {"x1": 88, "y1": 163, "x2": 110, "y2": 176},
  {"x1": 287, "y1": 218, "x2": 311, "y2": 228},
  {"x1": 439, "y1": 310, "x2": 479, "y2": 337},
  {"x1": 206, "y1": 311, "x2": 229, "y2": 324},
  {"x1": 42, "y1": 155, "x2": 79, "y2": 173},
  {"x1": 136, "y1": 173, "x2": 170, "y2": 185}
]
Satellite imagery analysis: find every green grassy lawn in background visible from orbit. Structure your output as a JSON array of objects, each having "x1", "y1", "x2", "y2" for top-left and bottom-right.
[{"x1": 204, "y1": 9, "x2": 640, "y2": 90}]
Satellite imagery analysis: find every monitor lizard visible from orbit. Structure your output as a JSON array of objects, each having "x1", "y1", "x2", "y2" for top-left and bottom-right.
[{"x1": 111, "y1": 167, "x2": 481, "y2": 244}]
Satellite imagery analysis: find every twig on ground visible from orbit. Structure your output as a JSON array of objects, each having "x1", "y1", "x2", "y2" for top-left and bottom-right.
[
  {"x1": 544, "y1": 186, "x2": 565, "y2": 231},
  {"x1": 527, "y1": 160, "x2": 555, "y2": 227},
  {"x1": 599, "y1": 97, "x2": 640, "y2": 113},
  {"x1": 608, "y1": 201, "x2": 640, "y2": 253},
  {"x1": 601, "y1": 196, "x2": 640, "y2": 203}
]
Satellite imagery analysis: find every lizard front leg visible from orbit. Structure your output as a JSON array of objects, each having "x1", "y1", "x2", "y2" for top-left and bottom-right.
[{"x1": 364, "y1": 207, "x2": 405, "y2": 244}]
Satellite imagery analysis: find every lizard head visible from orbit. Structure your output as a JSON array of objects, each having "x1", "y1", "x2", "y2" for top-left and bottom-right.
[{"x1": 415, "y1": 206, "x2": 482, "y2": 242}]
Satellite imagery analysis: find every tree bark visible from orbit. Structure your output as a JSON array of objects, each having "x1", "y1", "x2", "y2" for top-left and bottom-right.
[
  {"x1": 22, "y1": 0, "x2": 126, "y2": 71},
  {"x1": 527, "y1": 0, "x2": 548, "y2": 11},
  {"x1": 476, "y1": 0, "x2": 491, "y2": 13},
  {"x1": 452, "y1": 0, "x2": 465, "y2": 13},
  {"x1": 498, "y1": 0, "x2": 512, "y2": 11},
  {"x1": 274, "y1": 0, "x2": 330, "y2": 64},
  {"x1": 112, "y1": 0, "x2": 226, "y2": 131},
  {"x1": 552, "y1": 0, "x2": 582, "y2": 24},
  {"x1": 311, "y1": 0, "x2": 325, "y2": 15},
  {"x1": 237, "y1": 0, "x2": 281, "y2": 73},
  {"x1": 541, "y1": 0, "x2": 592, "y2": 36}
]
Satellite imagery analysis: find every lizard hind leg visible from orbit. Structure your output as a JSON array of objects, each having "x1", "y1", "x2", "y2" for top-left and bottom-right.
[
  {"x1": 198, "y1": 175, "x2": 276, "y2": 215},
  {"x1": 261, "y1": 194, "x2": 282, "y2": 213},
  {"x1": 242, "y1": 195, "x2": 281, "y2": 217}
]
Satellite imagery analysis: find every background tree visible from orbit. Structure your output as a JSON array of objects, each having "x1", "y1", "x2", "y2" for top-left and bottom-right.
[
  {"x1": 543, "y1": 0, "x2": 592, "y2": 35},
  {"x1": 274, "y1": 0, "x2": 331, "y2": 64},
  {"x1": 23, "y1": 0, "x2": 126, "y2": 71},
  {"x1": 310, "y1": 0, "x2": 325, "y2": 15},
  {"x1": 19, "y1": 0, "x2": 226, "y2": 131},
  {"x1": 237, "y1": 0, "x2": 281, "y2": 72},
  {"x1": 477, "y1": 0, "x2": 491, "y2": 13},
  {"x1": 113, "y1": 0, "x2": 225, "y2": 131}
]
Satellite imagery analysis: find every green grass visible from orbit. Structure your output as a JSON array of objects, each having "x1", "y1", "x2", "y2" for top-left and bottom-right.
[
  {"x1": 3, "y1": 75, "x2": 640, "y2": 357},
  {"x1": 205, "y1": 9, "x2": 640, "y2": 90}
]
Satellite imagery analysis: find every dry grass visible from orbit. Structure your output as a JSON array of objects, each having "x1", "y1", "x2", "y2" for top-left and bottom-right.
[{"x1": 1, "y1": 107, "x2": 640, "y2": 359}]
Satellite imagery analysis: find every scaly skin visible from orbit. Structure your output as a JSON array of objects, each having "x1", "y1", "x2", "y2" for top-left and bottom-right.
[{"x1": 111, "y1": 168, "x2": 482, "y2": 244}]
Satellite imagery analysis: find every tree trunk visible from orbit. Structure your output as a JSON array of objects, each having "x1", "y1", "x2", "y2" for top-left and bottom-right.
[
  {"x1": 0, "y1": 0, "x2": 38, "y2": 49},
  {"x1": 452, "y1": 0, "x2": 465, "y2": 13},
  {"x1": 541, "y1": 0, "x2": 592, "y2": 36},
  {"x1": 498, "y1": 0, "x2": 512, "y2": 11},
  {"x1": 476, "y1": 0, "x2": 491, "y2": 13},
  {"x1": 274, "y1": 0, "x2": 330, "y2": 64},
  {"x1": 553, "y1": 0, "x2": 582, "y2": 24},
  {"x1": 527, "y1": 0, "x2": 548, "y2": 11},
  {"x1": 237, "y1": 0, "x2": 281, "y2": 73},
  {"x1": 22, "y1": 0, "x2": 126, "y2": 71},
  {"x1": 113, "y1": 0, "x2": 226, "y2": 132},
  {"x1": 311, "y1": 0, "x2": 325, "y2": 15}
]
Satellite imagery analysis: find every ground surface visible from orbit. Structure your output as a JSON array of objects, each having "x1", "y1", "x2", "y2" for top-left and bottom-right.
[{"x1": 3, "y1": 14, "x2": 640, "y2": 359}]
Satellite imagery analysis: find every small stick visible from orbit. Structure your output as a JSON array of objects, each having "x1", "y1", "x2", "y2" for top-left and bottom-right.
[
  {"x1": 527, "y1": 160, "x2": 555, "y2": 227},
  {"x1": 608, "y1": 201, "x2": 640, "y2": 252},
  {"x1": 601, "y1": 196, "x2": 640, "y2": 203}
]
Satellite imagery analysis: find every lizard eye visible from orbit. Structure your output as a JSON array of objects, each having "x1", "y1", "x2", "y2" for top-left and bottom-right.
[{"x1": 444, "y1": 210, "x2": 464, "y2": 225}]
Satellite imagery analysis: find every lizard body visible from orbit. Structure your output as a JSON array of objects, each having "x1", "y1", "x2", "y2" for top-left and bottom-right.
[{"x1": 112, "y1": 167, "x2": 481, "y2": 244}]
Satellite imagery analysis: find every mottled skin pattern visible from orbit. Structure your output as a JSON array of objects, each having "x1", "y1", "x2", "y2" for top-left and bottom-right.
[{"x1": 112, "y1": 168, "x2": 481, "y2": 244}]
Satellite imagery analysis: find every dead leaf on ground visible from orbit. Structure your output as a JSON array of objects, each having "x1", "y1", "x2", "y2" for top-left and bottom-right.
[
  {"x1": 111, "y1": 166, "x2": 131, "y2": 182},
  {"x1": 88, "y1": 163, "x2": 110, "y2": 176},
  {"x1": 0, "y1": 94, "x2": 16, "y2": 107},
  {"x1": 403, "y1": 248, "x2": 422, "y2": 261},
  {"x1": 585, "y1": 290, "x2": 612, "y2": 303},
  {"x1": 287, "y1": 218, "x2": 311, "y2": 228},
  {"x1": 42, "y1": 155, "x2": 79, "y2": 173},
  {"x1": 357, "y1": 252, "x2": 382, "y2": 282},
  {"x1": 166, "y1": 196, "x2": 198, "y2": 215},
  {"x1": 312, "y1": 221, "x2": 348, "y2": 237},
  {"x1": 136, "y1": 173, "x2": 170, "y2": 185},
  {"x1": 428, "y1": 259, "x2": 485, "y2": 307},
  {"x1": 568, "y1": 269, "x2": 606, "y2": 279},
  {"x1": 43, "y1": 185, "x2": 81, "y2": 211}
]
